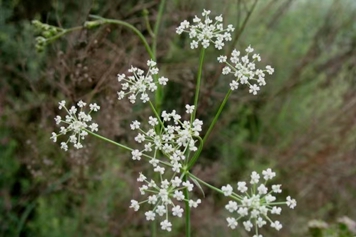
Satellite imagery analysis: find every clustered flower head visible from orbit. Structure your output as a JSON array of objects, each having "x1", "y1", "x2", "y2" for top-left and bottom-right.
[
  {"x1": 117, "y1": 59, "x2": 168, "y2": 104},
  {"x1": 221, "y1": 168, "x2": 296, "y2": 236},
  {"x1": 218, "y1": 45, "x2": 274, "y2": 95},
  {"x1": 129, "y1": 105, "x2": 202, "y2": 231},
  {"x1": 176, "y1": 9, "x2": 235, "y2": 50},
  {"x1": 130, "y1": 172, "x2": 201, "y2": 232},
  {"x1": 50, "y1": 100, "x2": 100, "y2": 151}
]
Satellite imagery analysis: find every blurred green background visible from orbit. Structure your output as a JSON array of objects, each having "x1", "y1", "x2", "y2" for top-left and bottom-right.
[{"x1": 1, "y1": 0, "x2": 356, "y2": 236}]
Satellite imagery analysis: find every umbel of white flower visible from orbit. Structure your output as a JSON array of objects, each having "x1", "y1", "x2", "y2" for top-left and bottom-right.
[
  {"x1": 129, "y1": 105, "x2": 202, "y2": 231},
  {"x1": 117, "y1": 60, "x2": 168, "y2": 104},
  {"x1": 218, "y1": 45, "x2": 274, "y2": 95},
  {"x1": 221, "y1": 168, "x2": 296, "y2": 237},
  {"x1": 130, "y1": 105, "x2": 202, "y2": 170},
  {"x1": 176, "y1": 9, "x2": 235, "y2": 50},
  {"x1": 50, "y1": 100, "x2": 100, "y2": 151},
  {"x1": 130, "y1": 172, "x2": 201, "y2": 232}
]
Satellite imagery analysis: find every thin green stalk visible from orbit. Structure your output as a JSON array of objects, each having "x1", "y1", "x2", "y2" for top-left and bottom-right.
[
  {"x1": 152, "y1": 0, "x2": 166, "y2": 59},
  {"x1": 187, "y1": 136, "x2": 203, "y2": 170},
  {"x1": 203, "y1": 89, "x2": 232, "y2": 144},
  {"x1": 189, "y1": 173, "x2": 223, "y2": 194},
  {"x1": 45, "y1": 26, "x2": 83, "y2": 44},
  {"x1": 183, "y1": 174, "x2": 191, "y2": 237},
  {"x1": 88, "y1": 15, "x2": 154, "y2": 59},
  {"x1": 192, "y1": 49, "x2": 206, "y2": 120},
  {"x1": 86, "y1": 130, "x2": 132, "y2": 151},
  {"x1": 152, "y1": 0, "x2": 166, "y2": 113},
  {"x1": 187, "y1": 90, "x2": 232, "y2": 169}
]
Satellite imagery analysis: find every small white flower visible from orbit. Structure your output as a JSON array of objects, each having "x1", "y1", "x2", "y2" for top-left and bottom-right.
[
  {"x1": 145, "y1": 211, "x2": 156, "y2": 221},
  {"x1": 89, "y1": 123, "x2": 98, "y2": 132},
  {"x1": 222, "y1": 66, "x2": 231, "y2": 75},
  {"x1": 286, "y1": 196, "x2": 297, "y2": 209},
  {"x1": 272, "y1": 184, "x2": 282, "y2": 193},
  {"x1": 131, "y1": 149, "x2": 142, "y2": 160},
  {"x1": 250, "y1": 171, "x2": 260, "y2": 184},
  {"x1": 130, "y1": 120, "x2": 141, "y2": 130},
  {"x1": 230, "y1": 80, "x2": 239, "y2": 90},
  {"x1": 160, "y1": 220, "x2": 172, "y2": 232},
  {"x1": 237, "y1": 181, "x2": 248, "y2": 192},
  {"x1": 218, "y1": 55, "x2": 227, "y2": 63},
  {"x1": 225, "y1": 201, "x2": 238, "y2": 212},
  {"x1": 173, "y1": 190, "x2": 184, "y2": 201},
  {"x1": 172, "y1": 205, "x2": 184, "y2": 217},
  {"x1": 89, "y1": 103, "x2": 100, "y2": 111},
  {"x1": 221, "y1": 184, "x2": 233, "y2": 196},
  {"x1": 271, "y1": 206, "x2": 282, "y2": 214},
  {"x1": 156, "y1": 205, "x2": 166, "y2": 216},
  {"x1": 256, "y1": 217, "x2": 266, "y2": 228},
  {"x1": 189, "y1": 199, "x2": 201, "y2": 208},
  {"x1": 171, "y1": 176, "x2": 182, "y2": 187},
  {"x1": 243, "y1": 220, "x2": 253, "y2": 232},
  {"x1": 226, "y1": 217, "x2": 238, "y2": 229},
  {"x1": 249, "y1": 84, "x2": 260, "y2": 95},
  {"x1": 158, "y1": 76, "x2": 168, "y2": 85},
  {"x1": 182, "y1": 181, "x2": 194, "y2": 191},
  {"x1": 77, "y1": 100, "x2": 86, "y2": 108},
  {"x1": 185, "y1": 104, "x2": 195, "y2": 114},
  {"x1": 262, "y1": 168, "x2": 276, "y2": 180},
  {"x1": 257, "y1": 184, "x2": 268, "y2": 195},
  {"x1": 246, "y1": 45, "x2": 254, "y2": 53},
  {"x1": 271, "y1": 220, "x2": 283, "y2": 231},
  {"x1": 129, "y1": 200, "x2": 140, "y2": 211}
]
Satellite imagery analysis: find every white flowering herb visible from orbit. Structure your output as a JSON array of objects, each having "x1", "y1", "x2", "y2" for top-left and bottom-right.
[
  {"x1": 128, "y1": 108, "x2": 203, "y2": 231},
  {"x1": 50, "y1": 100, "x2": 100, "y2": 151},
  {"x1": 45, "y1": 8, "x2": 296, "y2": 237},
  {"x1": 221, "y1": 168, "x2": 296, "y2": 236},
  {"x1": 176, "y1": 9, "x2": 235, "y2": 50},
  {"x1": 117, "y1": 59, "x2": 168, "y2": 104},
  {"x1": 218, "y1": 45, "x2": 274, "y2": 95}
]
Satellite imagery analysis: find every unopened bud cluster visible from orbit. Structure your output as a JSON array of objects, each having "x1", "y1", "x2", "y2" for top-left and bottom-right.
[{"x1": 32, "y1": 20, "x2": 64, "y2": 52}]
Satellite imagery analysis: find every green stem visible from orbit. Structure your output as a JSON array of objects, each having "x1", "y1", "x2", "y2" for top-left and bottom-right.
[
  {"x1": 45, "y1": 26, "x2": 83, "y2": 44},
  {"x1": 203, "y1": 89, "x2": 232, "y2": 144},
  {"x1": 187, "y1": 136, "x2": 203, "y2": 170},
  {"x1": 86, "y1": 130, "x2": 132, "y2": 151},
  {"x1": 148, "y1": 101, "x2": 164, "y2": 127},
  {"x1": 152, "y1": 0, "x2": 166, "y2": 59},
  {"x1": 152, "y1": 0, "x2": 166, "y2": 114},
  {"x1": 189, "y1": 173, "x2": 224, "y2": 195},
  {"x1": 188, "y1": 90, "x2": 232, "y2": 169},
  {"x1": 183, "y1": 174, "x2": 191, "y2": 237},
  {"x1": 192, "y1": 49, "x2": 206, "y2": 120},
  {"x1": 88, "y1": 15, "x2": 154, "y2": 59}
]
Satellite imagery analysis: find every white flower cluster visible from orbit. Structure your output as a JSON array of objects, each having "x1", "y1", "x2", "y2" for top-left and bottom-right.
[
  {"x1": 176, "y1": 9, "x2": 235, "y2": 50},
  {"x1": 221, "y1": 168, "x2": 296, "y2": 236},
  {"x1": 130, "y1": 105, "x2": 202, "y2": 166},
  {"x1": 218, "y1": 45, "x2": 274, "y2": 95},
  {"x1": 129, "y1": 105, "x2": 202, "y2": 231},
  {"x1": 50, "y1": 100, "x2": 100, "y2": 151},
  {"x1": 117, "y1": 60, "x2": 168, "y2": 104},
  {"x1": 130, "y1": 173, "x2": 201, "y2": 232}
]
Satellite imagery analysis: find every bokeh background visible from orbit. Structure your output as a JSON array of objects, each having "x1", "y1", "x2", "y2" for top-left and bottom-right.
[{"x1": 1, "y1": 0, "x2": 356, "y2": 236}]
